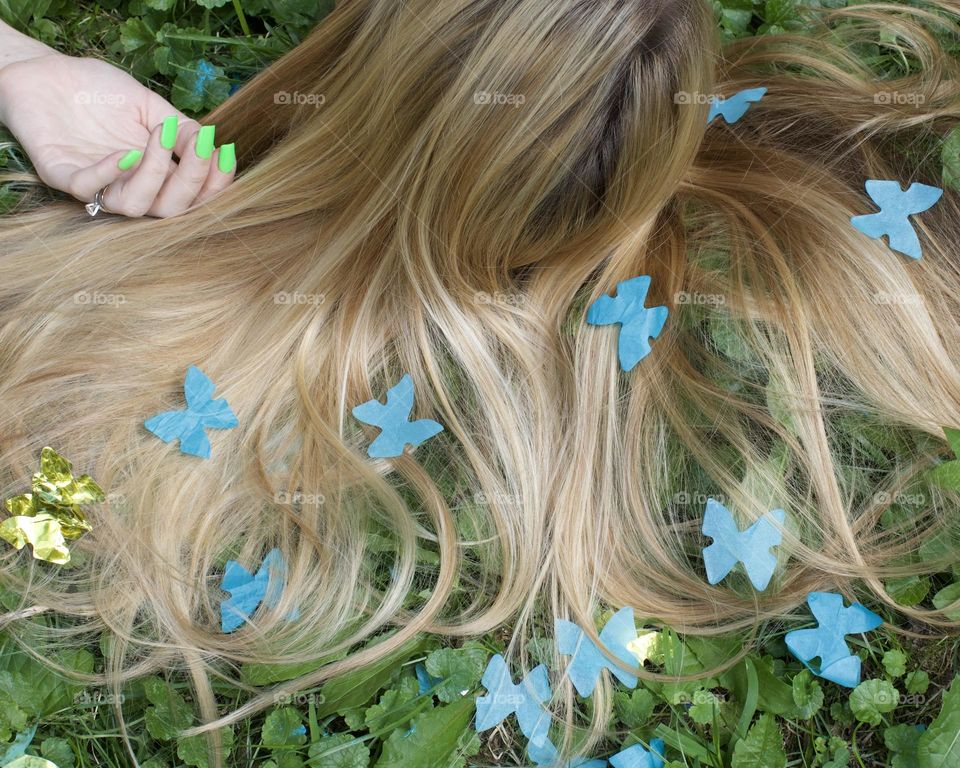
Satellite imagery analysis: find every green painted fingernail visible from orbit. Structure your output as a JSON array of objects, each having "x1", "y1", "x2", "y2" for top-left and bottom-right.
[
  {"x1": 196, "y1": 125, "x2": 216, "y2": 159},
  {"x1": 218, "y1": 143, "x2": 236, "y2": 173},
  {"x1": 117, "y1": 150, "x2": 142, "y2": 170},
  {"x1": 160, "y1": 115, "x2": 178, "y2": 150}
]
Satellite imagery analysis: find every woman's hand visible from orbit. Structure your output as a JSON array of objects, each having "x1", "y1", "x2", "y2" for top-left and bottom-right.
[{"x1": 0, "y1": 29, "x2": 236, "y2": 218}]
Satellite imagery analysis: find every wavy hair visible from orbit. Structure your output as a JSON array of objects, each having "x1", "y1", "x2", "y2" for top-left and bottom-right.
[{"x1": 2, "y1": 0, "x2": 960, "y2": 763}]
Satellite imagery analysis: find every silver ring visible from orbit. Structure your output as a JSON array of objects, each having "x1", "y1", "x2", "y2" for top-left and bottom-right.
[{"x1": 85, "y1": 186, "x2": 109, "y2": 217}]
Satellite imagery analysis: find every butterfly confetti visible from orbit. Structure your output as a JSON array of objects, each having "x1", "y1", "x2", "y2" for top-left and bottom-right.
[
  {"x1": 475, "y1": 654, "x2": 553, "y2": 747},
  {"x1": 784, "y1": 591, "x2": 883, "y2": 688},
  {"x1": 586, "y1": 276, "x2": 669, "y2": 372},
  {"x1": 352, "y1": 373, "x2": 444, "y2": 458},
  {"x1": 850, "y1": 180, "x2": 943, "y2": 259},
  {"x1": 701, "y1": 498, "x2": 785, "y2": 591},
  {"x1": 0, "y1": 447, "x2": 104, "y2": 564},
  {"x1": 609, "y1": 738, "x2": 667, "y2": 768},
  {"x1": 707, "y1": 87, "x2": 767, "y2": 125},
  {"x1": 415, "y1": 662, "x2": 443, "y2": 695},
  {"x1": 556, "y1": 607, "x2": 640, "y2": 697},
  {"x1": 527, "y1": 737, "x2": 606, "y2": 768},
  {"x1": 145, "y1": 366, "x2": 238, "y2": 459},
  {"x1": 220, "y1": 548, "x2": 300, "y2": 633}
]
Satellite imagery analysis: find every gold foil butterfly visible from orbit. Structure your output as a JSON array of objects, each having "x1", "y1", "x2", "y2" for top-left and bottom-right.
[{"x1": 0, "y1": 447, "x2": 104, "y2": 564}]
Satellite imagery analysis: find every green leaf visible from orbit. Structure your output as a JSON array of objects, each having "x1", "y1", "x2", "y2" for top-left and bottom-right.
[
  {"x1": 364, "y1": 675, "x2": 420, "y2": 732},
  {"x1": 171, "y1": 59, "x2": 231, "y2": 113},
  {"x1": 917, "y1": 675, "x2": 960, "y2": 768},
  {"x1": 176, "y1": 728, "x2": 235, "y2": 768},
  {"x1": 143, "y1": 677, "x2": 193, "y2": 741},
  {"x1": 905, "y1": 670, "x2": 930, "y2": 695},
  {"x1": 886, "y1": 724, "x2": 924, "y2": 768},
  {"x1": 791, "y1": 670, "x2": 823, "y2": 719},
  {"x1": 933, "y1": 582, "x2": 960, "y2": 621},
  {"x1": 316, "y1": 637, "x2": 428, "y2": 719},
  {"x1": 262, "y1": 707, "x2": 307, "y2": 747},
  {"x1": 423, "y1": 643, "x2": 488, "y2": 703},
  {"x1": 40, "y1": 738, "x2": 74, "y2": 768},
  {"x1": 886, "y1": 575, "x2": 931, "y2": 607},
  {"x1": 689, "y1": 690, "x2": 721, "y2": 725},
  {"x1": 883, "y1": 650, "x2": 908, "y2": 678},
  {"x1": 307, "y1": 734, "x2": 369, "y2": 768},
  {"x1": 374, "y1": 696, "x2": 479, "y2": 768},
  {"x1": 721, "y1": 655, "x2": 795, "y2": 717},
  {"x1": 614, "y1": 688, "x2": 655, "y2": 728},
  {"x1": 731, "y1": 714, "x2": 786, "y2": 768},
  {"x1": 942, "y1": 126, "x2": 960, "y2": 193},
  {"x1": 850, "y1": 679, "x2": 899, "y2": 726}
]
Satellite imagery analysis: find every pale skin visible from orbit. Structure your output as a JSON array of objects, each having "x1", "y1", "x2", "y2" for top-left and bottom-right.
[{"x1": 0, "y1": 19, "x2": 235, "y2": 218}]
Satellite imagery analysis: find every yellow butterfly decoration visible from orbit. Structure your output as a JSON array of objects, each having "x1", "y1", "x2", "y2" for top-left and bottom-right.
[{"x1": 0, "y1": 447, "x2": 104, "y2": 565}]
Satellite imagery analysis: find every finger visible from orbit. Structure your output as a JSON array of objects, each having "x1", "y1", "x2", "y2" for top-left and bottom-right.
[
  {"x1": 67, "y1": 149, "x2": 143, "y2": 202},
  {"x1": 193, "y1": 142, "x2": 237, "y2": 206},
  {"x1": 172, "y1": 117, "x2": 203, "y2": 161},
  {"x1": 102, "y1": 116, "x2": 179, "y2": 218},
  {"x1": 147, "y1": 125, "x2": 215, "y2": 218}
]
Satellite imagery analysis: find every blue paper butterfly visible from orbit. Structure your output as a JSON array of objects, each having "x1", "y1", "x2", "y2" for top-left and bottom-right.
[
  {"x1": 220, "y1": 548, "x2": 300, "y2": 633},
  {"x1": 850, "y1": 180, "x2": 943, "y2": 259},
  {"x1": 556, "y1": 607, "x2": 639, "y2": 697},
  {"x1": 785, "y1": 591, "x2": 883, "y2": 688},
  {"x1": 352, "y1": 373, "x2": 444, "y2": 458},
  {"x1": 475, "y1": 654, "x2": 552, "y2": 746},
  {"x1": 586, "y1": 276, "x2": 669, "y2": 372},
  {"x1": 527, "y1": 737, "x2": 607, "y2": 768},
  {"x1": 145, "y1": 365, "x2": 238, "y2": 459},
  {"x1": 707, "y1": 87, "x2": 767, "y2": 125},
  {"x1": 701, "y1": 498, "x2": 785, "y2": 591},
  {"x1": 609, "y1": 738, "x2": 666, "y2": 768},
  {"x1": 415, "y1": 662, "x2": 442, "y2": 695}
]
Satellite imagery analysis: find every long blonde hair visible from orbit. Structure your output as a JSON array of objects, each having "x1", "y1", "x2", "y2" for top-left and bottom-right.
[{"x1": 2, "y1": 0, "x2": 960, "y2": 763}]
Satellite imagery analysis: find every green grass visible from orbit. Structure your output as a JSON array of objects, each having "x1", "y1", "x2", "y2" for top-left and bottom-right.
[{"x1": 2, "y1": 1, "x2": 960, "y2": 767}]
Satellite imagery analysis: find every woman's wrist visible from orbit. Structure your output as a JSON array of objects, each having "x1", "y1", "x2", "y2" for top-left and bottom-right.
[
  {"x1": 0, "y1": 21, "x2": 58, "y2": 126},
  {"x1": 0, "y1": 21, "x2": 54, "y2": 69}
]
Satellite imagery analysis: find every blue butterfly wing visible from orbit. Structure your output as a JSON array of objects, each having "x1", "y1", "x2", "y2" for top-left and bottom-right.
[
  {"x1": 841, "y1": 603, "x2": 884, "y2": 635},
  {"x1": 178, "y1": 423, "x2": 212, "y2": 459},
  {"x1": 198, "y1": 398, "x2": 239, "y2": 430},
  {"x1": 598, "y1": 607, "x2": 638, "y2": 688},
  {"x1": 515, "y1": 664, "x2": 552, "y2": 743},
  {"x1": 144, "y1": 410, "x2": 191, "y2": 443},
  {"x1": 556, "y1": 618, "x2": 596, "y2": 696},
  {"x1": 853, "y1": 180, "x2": 941, "y2": 259},
  {"x1": 701, "y1": 498, "x2": 739, "y2": 585},
  {"x1": 395, "y1": 419, "x2": 444, "y2": 450},
  {"x1": 183, "y1": 366, "x2": 217, "y2": 409},
  {"x1": 586, "y1": 293, "x2": 622, "y2": 326},
  {"x1": 740, "y1": 508, "x2": 785, "y2": 591},
  {"x1": 709, "y1": 87, "x2": 767, "y2": 125},
  {"x1": 818, "y1": 653, "x2": 863, "y2": 689},
  {"x1": 476, "y1": 654, "x2": 515, "y2": 731},
  {"x1": 618, "y1": 305, "x2": 668, "y2": 371},
  {"x1": 220, "y1": 559, "x2": 256, "y2": 633}
]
